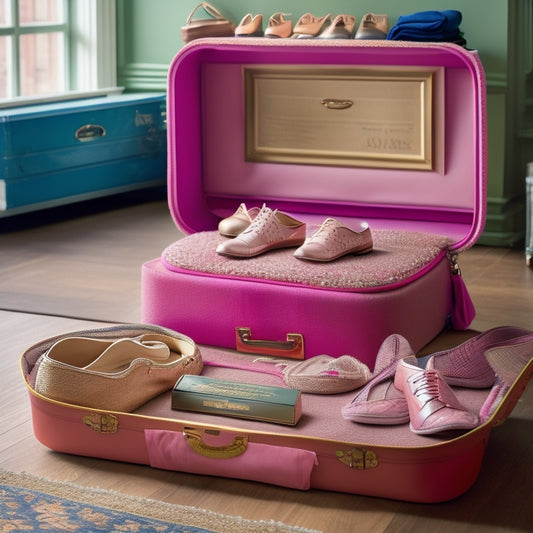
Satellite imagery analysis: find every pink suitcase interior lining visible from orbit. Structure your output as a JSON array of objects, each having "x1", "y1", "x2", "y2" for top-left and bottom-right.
[
  {"x1": 162, "y1": 228, "x2": 452, "y2": 291},
  {"x1": 23, "y1": 338, "x2": 533, "y2": 451},
  {"x1": 133, "y1": 345, "x2": 518, "y2": 448}
]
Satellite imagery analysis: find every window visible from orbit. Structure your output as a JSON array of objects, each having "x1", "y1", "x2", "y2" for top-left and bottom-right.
[
  {"x1": 0, "y1": 0, "x2": 117, "y2": 106},
  {"x1": 0, "y1": 0, "x2": 68, "y2": 98}
]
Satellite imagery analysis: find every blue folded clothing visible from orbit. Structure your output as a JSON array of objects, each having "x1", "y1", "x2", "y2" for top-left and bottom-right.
[{"x1": 387, "y1": 10, "x2": 462, "y2": 41}]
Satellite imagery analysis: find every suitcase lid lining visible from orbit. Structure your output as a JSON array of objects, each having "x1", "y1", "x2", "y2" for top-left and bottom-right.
[{"x1": 167, "y1": 39, "x2": 486, "y2": 253}]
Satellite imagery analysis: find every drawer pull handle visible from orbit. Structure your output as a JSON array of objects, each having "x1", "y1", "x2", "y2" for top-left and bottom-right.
[
  {"x1": 235, "y1": 327, "x2": 305, "y2": 359},
  {"x1": 321, "y1": 98, "x2": 353, "y2": 110},
  {"x1": 183, "y1": 429, "x2": 248, "y2": 459},
  {"x1": 75, "y1": 124, "x2": 106, "y2": 142}
]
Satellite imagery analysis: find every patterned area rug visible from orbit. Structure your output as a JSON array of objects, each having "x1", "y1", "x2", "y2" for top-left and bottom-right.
[{"x1": 0, "y1": 470, "x2": 321, "y2": 533}]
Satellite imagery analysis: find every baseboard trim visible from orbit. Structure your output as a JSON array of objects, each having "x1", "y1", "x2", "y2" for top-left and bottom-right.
[
  {"x1": 479, "y1": 195, "x2": 525, "y2": 247},
  {"x1": 118, "y1": 63, "x2": 169, "y2": 92}
]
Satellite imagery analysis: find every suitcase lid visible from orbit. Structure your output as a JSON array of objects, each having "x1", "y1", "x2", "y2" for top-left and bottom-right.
[{"x1": 166, "y1": 39, "x2": 486, "y2": 252}]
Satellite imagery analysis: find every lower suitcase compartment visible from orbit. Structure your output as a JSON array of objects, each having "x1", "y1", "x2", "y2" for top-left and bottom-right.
[
  {"x1": 21, "y1": 330, "x2": 533, "y2": 504},
  {"x1": 142, "y1": 227, "x2": 467, "y2": 370}
]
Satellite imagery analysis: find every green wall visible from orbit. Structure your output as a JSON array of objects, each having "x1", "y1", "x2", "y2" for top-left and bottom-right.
[
  {"x1": 117, "y1": 0, "x2": 508, "y2": 85},
  {"x1": 117, "y1": 0, "x2": 530, "y2": 247}
]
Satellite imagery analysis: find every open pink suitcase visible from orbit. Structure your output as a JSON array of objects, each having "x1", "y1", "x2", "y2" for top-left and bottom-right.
[
  {"x1": 21, "y1": 323, "x2": 533, "y2": 503},
  {"x1": 141, "y1": 38, "x2": 487, "y2": 369},
  {"x1": 23, "y1": 40, "x2": 532, "y2": 505}
]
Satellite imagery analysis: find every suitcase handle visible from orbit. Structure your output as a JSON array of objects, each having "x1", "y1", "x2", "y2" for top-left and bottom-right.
[
  {"x1": 235, "y1": 327, "x2": 305, "y2": 359},
  {"x1": 145, "y1": 428, "x2": 317, "y2": 490},
  {"x1": 75, "y1": 124, "x2": 106, "y2": 142},
  {"x1": 321, "y1": 98, "x2": 353, "y2": 110},
  {"x1": 183, "y1": 428, "x2": 248, "y2": 459}
]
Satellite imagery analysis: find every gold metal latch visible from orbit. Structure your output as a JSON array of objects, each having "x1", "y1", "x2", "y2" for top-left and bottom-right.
[
  {"x1": 82, "y1": 413, "x2": 119, "y2": 434},
  {"x1": 336, "y1": 447, "x2": 378, "y2": 469}
]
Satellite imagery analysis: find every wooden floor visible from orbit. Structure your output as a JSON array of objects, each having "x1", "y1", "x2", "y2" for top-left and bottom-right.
[{"x1": 1, "y1": 192, "x2": 532, "y2": 533}]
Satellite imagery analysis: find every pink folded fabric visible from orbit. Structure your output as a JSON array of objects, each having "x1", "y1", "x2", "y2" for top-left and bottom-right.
[{"x1": 145, "y1": 429, "x2": 317, "y2": 490}]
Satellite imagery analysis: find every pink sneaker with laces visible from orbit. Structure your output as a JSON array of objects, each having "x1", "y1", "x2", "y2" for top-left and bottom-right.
[
  {"x1": 394, "y1": 356, "x2": 479, "y2": 435},
  {"x1": 294, "y1": 218, "x2": 373, "y2": 262},
  {"x1": 216, "y1": 206, "x2": 306, "y2": 258}
]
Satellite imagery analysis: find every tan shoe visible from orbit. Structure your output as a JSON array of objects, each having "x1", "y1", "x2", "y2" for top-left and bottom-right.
[
  {"x1": 292, "y1": 12, "x2": 331, "y2": 38},
  {"x1": 355, "y1": 13, "x2": 389, "y2": 40},
  {"x1": 235, "y1": 13, "x2": 263, "y2": 37},
  {"x1": 318, "y1": 14, "x2": 357, "y2": 39},
  {"x1": 216, "y1": 205, "x2": 306, "y2": 258},
  {"x1": 294, "y1": 218, "x2": 373, "y2": 262},
  {"x1": 264, "y1": 12, "x2": 292, "y2": 38},
  {"x1": 181, "y1": 2, "x2": 235, "y2": 43},
  {"x1": 218, "y1": 203, "x2": 261, "y2": 237}
]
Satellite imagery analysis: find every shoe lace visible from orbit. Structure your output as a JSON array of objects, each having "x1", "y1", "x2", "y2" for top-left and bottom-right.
[
  {"x1": 411, "y1": 369, "x2": 441, "y2": 405},
  {"x1": 241, "y1": 206, "x2": 284, "y2": 242},
  {"x1": 307, "y1": 219, "x2": 338, "y2": 243},
  {"x1": 307, "y1": 218, "x2": 358, "y2": 249}
]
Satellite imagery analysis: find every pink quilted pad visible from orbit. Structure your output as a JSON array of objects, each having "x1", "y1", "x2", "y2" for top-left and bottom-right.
[{"x1": 162, "y1": 229, "x2": 452, "y2": 290}]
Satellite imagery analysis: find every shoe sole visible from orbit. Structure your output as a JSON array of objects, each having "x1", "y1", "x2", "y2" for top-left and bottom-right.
[
  {"x1": 217, "y1": 238, "x2": 305, "y2": 258},
  {"x1": 344, "y1": 412, "x2": 410, "y2": 425},
  {"x1": 296, "y1": 244, "x2": 373, "y2": 262},
  {"x1": 409, "y1": 420, "x2": 479, "y2": 436}
]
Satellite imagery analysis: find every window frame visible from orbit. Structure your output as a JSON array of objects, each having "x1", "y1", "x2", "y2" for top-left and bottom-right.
[{"x1": 0, "y1": 0, "x2": 119, "y2": 108}]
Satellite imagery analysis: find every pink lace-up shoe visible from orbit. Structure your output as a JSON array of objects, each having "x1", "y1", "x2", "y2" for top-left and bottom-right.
[
  {"x1": 218, "y1": 203, "x2": 261, "y2": 237},
  {"x1": 216, "y1": 205, "x2": 306, "y2": 258},
  {"x1": 294, "y1": 218, "x2": 373, "y2": 262},
  {"x1": 341, "y1": 334, "x2": 414, "y2": 425},
  {"x1": 394, "y1": 356, "x2": 479, "y2": 435}
]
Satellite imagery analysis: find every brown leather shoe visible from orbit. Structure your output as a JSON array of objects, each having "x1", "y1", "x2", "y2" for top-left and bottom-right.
[{"x1": 355, "y1": 13, "x2": 389, "y2": 40}]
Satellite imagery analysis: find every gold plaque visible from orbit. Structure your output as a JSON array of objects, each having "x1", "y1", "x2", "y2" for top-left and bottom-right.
[{"x1": 244, "y1": 65, "x2": 442, "y2": 170}]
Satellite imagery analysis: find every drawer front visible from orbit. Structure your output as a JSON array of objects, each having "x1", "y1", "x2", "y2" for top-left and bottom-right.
[
  {"x1": 1, "y1": 95, "x2": 166, "y2": 179},
  {"x1": 0, "y1": 156, "x2": 166, "y2": 213}
]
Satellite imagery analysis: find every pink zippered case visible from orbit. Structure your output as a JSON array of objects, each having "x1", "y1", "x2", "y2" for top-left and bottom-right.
[{"x1": 142, "y1": 39, "x2": 486, "y2": 368}]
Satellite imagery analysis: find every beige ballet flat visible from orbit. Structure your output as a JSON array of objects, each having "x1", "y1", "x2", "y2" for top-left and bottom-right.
[
  {"x1": 235, "y1": 13, "x2": 263, "y2": 37},
  {"x1": 292, "y1": 13, "x2": 332, "y2": 38},
  {"x1": 264, "y1": 12, "x2": 292, "y2": 38}
]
